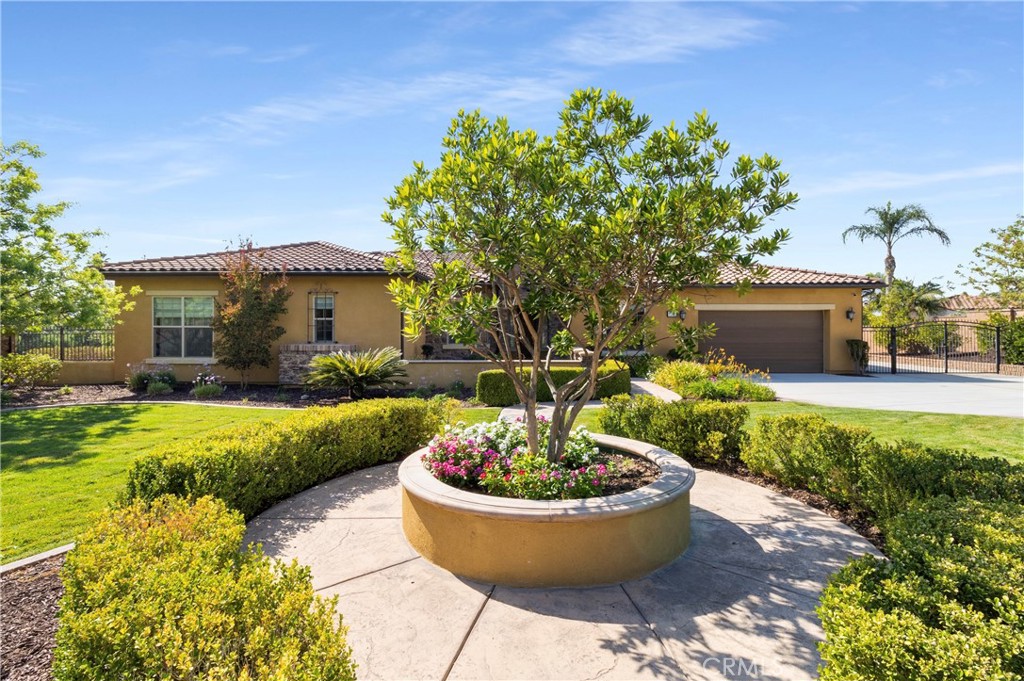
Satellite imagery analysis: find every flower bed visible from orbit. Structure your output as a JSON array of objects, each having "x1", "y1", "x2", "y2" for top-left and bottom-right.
[{"x1": 422, "y1": 418, "x2": 613, "y2": 500}]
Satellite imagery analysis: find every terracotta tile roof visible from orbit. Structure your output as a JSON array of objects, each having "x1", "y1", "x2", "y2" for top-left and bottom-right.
[
  {"x1": 100, "y1": 241, "x2": 389, "y2": 274},
  {"x1": 714, "y1": 263, "x2": 883, "y2": 288},
  {"x1": 939, "y1": 293, "x2": 1004, "y2": 311}
]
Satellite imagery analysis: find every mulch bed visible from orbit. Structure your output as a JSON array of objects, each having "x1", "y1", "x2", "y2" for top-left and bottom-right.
[
  {"x1": 1, "y1": 556, "x2": 64, "y2": 681},
  {"x1": 0, "y1": 387, "x2": 884, "y2": 677}
]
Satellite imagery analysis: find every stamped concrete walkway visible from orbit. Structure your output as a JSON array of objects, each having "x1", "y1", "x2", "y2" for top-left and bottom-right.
[{"x1": 246, "y1": 461, "x2": 880, "y2": 681}]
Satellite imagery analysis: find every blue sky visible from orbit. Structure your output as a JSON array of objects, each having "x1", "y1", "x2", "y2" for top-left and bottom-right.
[{"x1": 4, "y1": 2, "x2": 1022, "y2": 292}]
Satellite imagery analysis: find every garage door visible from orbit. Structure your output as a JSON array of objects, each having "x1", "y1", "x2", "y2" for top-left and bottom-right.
[{"x1": 698, "y1": 310, "x2": 824, "y2": 373}]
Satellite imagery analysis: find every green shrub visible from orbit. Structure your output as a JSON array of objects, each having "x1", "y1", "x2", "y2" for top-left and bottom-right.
[
  {"x1": 146, "y1": 380, "x2": 173, "y2": 396},
  {"x1": 600, "y1": 395, "x2": 748, "y2": 464},
  {"x1": 678, "y1": 377, "x2": 776, "y2": 402},
  {"x1": 123, "y1": 398, "x2": 443, "y2": 518},
  {"x1": 742, "y1": 415, "x2": 874, "y2": 506},
  {"x1": 650, "y1": 360, "x2": 709, "y2": 390},
  {"x1": 304, "y1": 346, "x2": 408, "y2": 399},
  {"x1": 818, "y1": 497, "x2": 1024, "y2": 680},
  {"x1": 861, "y1": 440, "x2": 1024, "y2": 521},
  {"x1": 125, "y1": 363, "x2": 177, "y2": 392},
  {"x1": 53, "y1": 496, "x2": 355, "y2": 680},
  {"x1": 0, "y1": 352, "x2": 62, "y2": 388},
  {"x1": 616, "y1": 352, "x2": 663, "y2": 379},
  {"x1": 474, "y1": 361, "x2": 631, "y2": 407},
  {"x1": 190, "y1": 383, "x2": 225, "y2": 399}
]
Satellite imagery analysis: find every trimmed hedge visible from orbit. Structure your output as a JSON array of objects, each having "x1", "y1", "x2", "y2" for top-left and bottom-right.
[
  {"x1": 742, "y1": 416, "x2": 1024, "y2": 518},
  {"x1": 475, "y1": 361, "x2": 631, "y2": 407},
  {"x1": 818, "y1": 497, "x2": 1024, "y2": 680},
  {"x1": 124, "y1": 397, "x2": 445, "y2": 518},
  {"x1": 53, "y1": 496, "x2": 356, "y2": 680},
  {"x1": 599, "y1": 394, "x2": 748, "y2": 464}
]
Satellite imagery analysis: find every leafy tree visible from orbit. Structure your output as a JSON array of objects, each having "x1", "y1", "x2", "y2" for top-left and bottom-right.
[
  {"x1": 1, "y1": 140, "x2": 138, "y2": 348},
  {"x1": 385, "y1": 88, "x2": 797, "y2": 462},
  {"x1": 957, "y1": 216, "x2": 1024, "y2": 308},
  {"x1": 211, "y1": 242, "x2": 291, "y2": 388},
  {"x1": 864, "y1": 278, "x2": 945, "y2": 326},
  {"x1": 842, "y1": 202, "x2": 950, "y2": 285}
]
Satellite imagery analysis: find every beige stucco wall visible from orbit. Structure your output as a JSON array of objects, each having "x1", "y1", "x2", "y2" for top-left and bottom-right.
[
  {"x1": 50, "y1": 361, "x2": 117, "y2": 385},
  {"x1": 106, "y1": 274, "x2": 404, "y2": 385}
]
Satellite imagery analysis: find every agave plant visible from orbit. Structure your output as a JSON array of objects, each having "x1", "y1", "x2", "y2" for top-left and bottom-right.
[{"x1": 304, "y1": 347, "x2": 408, "y2": 400}]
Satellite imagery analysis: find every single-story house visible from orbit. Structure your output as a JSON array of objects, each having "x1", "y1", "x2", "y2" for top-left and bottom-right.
[
  {"x1": 929, "y1": 293, "x2": 1017, "y2": 323},
  {"x1": 98, "y1": 241, "x2": 882, "y2": 385}
]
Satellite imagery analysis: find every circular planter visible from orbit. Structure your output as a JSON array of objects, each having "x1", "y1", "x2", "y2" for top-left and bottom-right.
[{"x1": 399, "y1": 433, "x2": 696, "y2": 588}]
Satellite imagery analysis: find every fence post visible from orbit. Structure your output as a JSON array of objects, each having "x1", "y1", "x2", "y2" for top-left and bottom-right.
[
  {"x1": 996, "y1": 326, "x2": 1002, "y2": 375},
  {"x1": 889, "y1": 326, "x2": 897, "y2": 374},
  {"x1": 59, "y1": 327, "x2": 66, "y2": 362},
  {"x1": 943, "y1": 322, "x2": 949, "y2": 374}
]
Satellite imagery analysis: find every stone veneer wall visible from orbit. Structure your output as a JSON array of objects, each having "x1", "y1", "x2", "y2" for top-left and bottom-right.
[{"x1": 278, "y1": 343, "x2": 357, "y2": 385}]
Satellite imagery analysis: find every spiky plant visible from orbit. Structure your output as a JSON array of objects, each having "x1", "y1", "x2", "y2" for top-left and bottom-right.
[{"x1": 304, "y1": 347, "x2": 408, "y2": 400}]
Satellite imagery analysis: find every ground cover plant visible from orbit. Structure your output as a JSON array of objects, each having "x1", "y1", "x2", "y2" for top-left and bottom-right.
[
  {"x1": 651, "y1": 351, "x2": 776, "y2": 402},
  {"x1": 53, "y1": 495, "x2": 356, "y2": 680},
  {"x1": 0, "y1": 404, "x2": 294, "y2": 563}
]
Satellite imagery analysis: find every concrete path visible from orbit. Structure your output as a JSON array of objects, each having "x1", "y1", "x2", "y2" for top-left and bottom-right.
[
  {"x1": 246, "y1": 462, "x2": 880, "y2": 681},
  {"x1": 769, "y1": 373, "x2": 1024, "y2": 418}
]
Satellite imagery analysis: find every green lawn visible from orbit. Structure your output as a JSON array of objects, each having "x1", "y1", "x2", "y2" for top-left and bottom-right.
[
  {"x1": 1, "y1": 404, "x2": 294, "y2": 563},
  {"x1": 455, "y1": 404, "x2": 1023, "y2": 463}
]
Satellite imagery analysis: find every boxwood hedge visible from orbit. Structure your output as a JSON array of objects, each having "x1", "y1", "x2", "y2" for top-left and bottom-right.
[
  {"x1": 475, "y1": 361, "x2": 631, "y2": 407},
  {"x1": 53, "y1": 496, "x2": 356, "y2": 681}
]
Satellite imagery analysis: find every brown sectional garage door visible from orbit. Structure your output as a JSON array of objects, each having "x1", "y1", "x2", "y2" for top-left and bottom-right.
[{"x1": 698, "y1": 310, "x2": 824, "y2": 373}]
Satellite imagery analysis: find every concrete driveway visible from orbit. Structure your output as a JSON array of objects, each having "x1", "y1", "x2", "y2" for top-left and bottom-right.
[{"x1": 769, "y1": 373, "x2": 1024, "y2": 418}]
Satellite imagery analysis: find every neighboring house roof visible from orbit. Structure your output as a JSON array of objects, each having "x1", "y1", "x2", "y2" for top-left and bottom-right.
[
  {"x1": 101, "y1": 242, "x2": 883, "y2": 289},
  {"x1": 713, "y1": 263, "x2": 883, "y2": 288},
  {"x1": 100, "y1": 241, "x2": 389, "y2": 275},
  {"x1": 938, "y1": 293, "x2": 1005, "y2": 311}
]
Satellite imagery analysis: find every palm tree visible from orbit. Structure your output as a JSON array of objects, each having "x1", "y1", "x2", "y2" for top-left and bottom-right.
[{"x1": 842, "y1": 202, "x2": 950, "y2": 285}]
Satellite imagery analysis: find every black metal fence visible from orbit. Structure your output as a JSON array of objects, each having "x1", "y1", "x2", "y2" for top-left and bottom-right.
[
  {"x1": 863, "y1": 321, "x2": 1005, "y2": 374},
  {"x1": 15, "y1": 327, "x2": 114, "y2": 361}
]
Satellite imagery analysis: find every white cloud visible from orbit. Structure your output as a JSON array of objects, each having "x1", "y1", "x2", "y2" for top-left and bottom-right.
[
  {"x1": 559, "y1": 3, "x2": 771, "y2": 66},
  {"x1": 800, "y1": 162, "x2": 1022, "y2": 198},
  {"x1": 927, "y1": 68, "x2": 982, "y2": 89}
]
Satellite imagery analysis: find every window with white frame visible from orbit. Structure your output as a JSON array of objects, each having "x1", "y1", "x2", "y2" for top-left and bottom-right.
[
  {"x1": 311, "y1": 293, "x2": 335, "y2": 343},
  {"x1": 153, "y1": 296, "x2": 215, "y2": 358}
]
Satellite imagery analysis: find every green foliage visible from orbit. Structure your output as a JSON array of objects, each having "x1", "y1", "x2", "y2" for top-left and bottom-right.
[
  {"x1": 864, "y1": 278, "x2": 946, "y2": 327},
  {"x1": 958, "y1": 216, "x2": 1024, "y2": 307},
  {"x1": 145, "y1": 380, "x2": 173, "y2": 396},
  {"x1": 651, "y1": 360, "x2": 709, "y2": 387},
  {"x1": 190, "y1": 383, "x2": 224, "y2": 399},
  {"x1": 1, "y1": 141, "x2": 139, "y2": 338},
  {"x1": 818, "y1": 498, "x2": 1024, "y2": 681},
  {"x1": 987, "y1": 313, "x2": 1024, "y2": 365},
  {"x1": 385, "y1": 88, "x2": 796, "y2": 461},
  {"x1": 666, "y1": 321, "x2": 718, "y2": 362},
  {"x1": 124, "y1": 364, "x2": 177, "y2": 392},
  {"x1": 475, "y1": 361, "x2": 630, "y2": 407},
  {"x1": 304, "y1": 346, "x2": 409, "y2": 400},
  {"x1": 600, "y1": 395, "x2": 748, "y2": 465},
  {"x1": 0, "y1": 352, "x2": 62, "y2": 388},
  {"x1": 742, "y1": 415, "x2": 874, "y2": 506},
  {"x1": 676, "y1": 377, "x2": 776, "y2": 401},
  {"x1": 651, "y1": 358, "x2": 774, "y2": 401},
  {"x1": 52, "y1": 495, "x2": 355, "y2": 681},
  {"x1": 842, "y1": 201, "x2": 950, "y2": 285},
  {"x1": 211, "y1": 242, "x2": 292, "y2": 388},
  {"x1": 616, "y1": 352, "x2": 663, "y2": 379},
  {"x1": 847, "y1": 339, "x2": 869, "y2": 375},
  {"x1": 123, "y1": 398, "x2": 442, "y2": 518}
]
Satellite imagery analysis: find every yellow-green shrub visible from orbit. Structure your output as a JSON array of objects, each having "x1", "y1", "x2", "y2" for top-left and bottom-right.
[
  {"x1": 474, "y1": 361, "x2": 631, "y2": 407},
  {"x1": 53, "y1": 496, "x2": 356, "y2": 681},
  {"x1": 123, "y1": 397, "x2": 444, "y2": 518},
  {"x1": 599, "y1": 395, "x2": 748, "y2": 464},
  {"x1": 0, "y1": 352, "x2": 62, "y2": 388}
]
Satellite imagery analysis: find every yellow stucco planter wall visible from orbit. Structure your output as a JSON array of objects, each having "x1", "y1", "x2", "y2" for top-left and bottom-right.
[{"x1": 399, "y1": 433, "x2": 695, "y2": 588}]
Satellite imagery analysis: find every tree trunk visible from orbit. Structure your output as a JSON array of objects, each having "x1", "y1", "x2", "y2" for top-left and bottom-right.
[{"x1": 884, "y1": 250, "x2": 896, "y2": 286}]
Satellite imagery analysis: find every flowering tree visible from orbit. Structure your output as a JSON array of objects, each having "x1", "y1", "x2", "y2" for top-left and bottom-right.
[{"x1": 385, "y1": 89, "x2": 797, "y2": 462}]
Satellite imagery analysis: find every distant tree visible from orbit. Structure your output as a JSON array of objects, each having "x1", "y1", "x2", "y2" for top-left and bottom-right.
[
  {"x1": 864, "y1": 278, "x2": 945, "y2": 326},
  {"x1": 957, "y1": 216, "x2": 1024, "y2": 308},
  {"x1": 1, "y1": 140, "x2": 138, "y2": 350},
  {"x1": 842, "y1": 202, "x2": 950, "y2": 285},
  {"x1": 385, "y1": 88, "x2": 797, "y2": 462},
  {"x1": 211, "y1": 242, "x2": 292, "y2": 388}
]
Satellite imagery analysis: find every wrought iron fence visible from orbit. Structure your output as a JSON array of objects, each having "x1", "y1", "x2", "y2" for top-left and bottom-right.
[
  {"x1": 15, "y1": 327, "x2": 114, "y2": 361},
  {"x1": 862, "y1": 321, "x2": 1006, "y2": 374}
]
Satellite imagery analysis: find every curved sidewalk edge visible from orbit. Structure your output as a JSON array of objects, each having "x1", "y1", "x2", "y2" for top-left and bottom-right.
[{"x1": 1, "y1": 543, "x2": 75, "y2": 575}]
